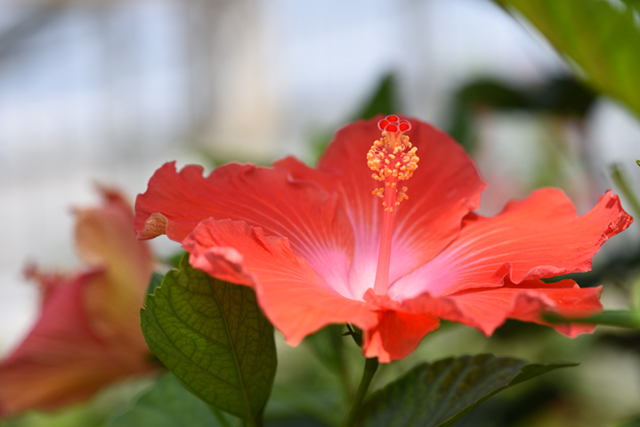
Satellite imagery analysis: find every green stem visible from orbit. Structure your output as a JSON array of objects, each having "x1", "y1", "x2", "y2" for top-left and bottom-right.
[{"x1": 340, "y1": 357, "x2": 379, "y2": 427}]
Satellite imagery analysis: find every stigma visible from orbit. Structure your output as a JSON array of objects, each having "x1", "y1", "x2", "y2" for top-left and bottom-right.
[{"x1": 367, "y1": 115, "x2": 419, "y2": 212}]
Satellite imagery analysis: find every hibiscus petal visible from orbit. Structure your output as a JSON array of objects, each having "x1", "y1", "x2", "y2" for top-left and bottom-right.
[
  {"x1": 362, "y1": 309, "x2": 440, "y2": 363},
  {"x1": 399, "y1": 279, "x2": 602, "y2": 338},
  {"x1": 75, "y1": 186, "x2": 153, "y2": 353},
  {"x1": 0, "y1": 189, "x2": 156, "y2": 417},
  {"x1": 184, "y1": 218, "x2": 378, "y2": 346},
  {"x1": 392, "y1": 188, "x2": 632, "y2": 299},
  {"x1": 135, "y1": 162, "x2": 356, "y2": 297},
  {"x1": 0, "y1": 271, "x2": 150, "y2": 416},
  {"x1": 275, "y1": 117, "x2": 485, "y2": 299}
]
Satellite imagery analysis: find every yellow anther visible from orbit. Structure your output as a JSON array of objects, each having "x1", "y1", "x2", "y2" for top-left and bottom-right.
[{"x1": 367, "y1": 127, "x2": 420, "y2": 206}]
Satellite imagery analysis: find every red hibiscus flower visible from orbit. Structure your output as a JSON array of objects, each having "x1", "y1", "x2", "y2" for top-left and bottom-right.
[
  {"x1": 0, "y1": 188, "x2": 157, "y2": 417},
  {"x1": 134, "y1": 116, "x2": 632, "y2": 363}
]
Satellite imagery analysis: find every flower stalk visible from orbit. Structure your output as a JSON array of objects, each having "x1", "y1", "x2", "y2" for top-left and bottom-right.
[{"x1": 340, "y1": 357, "x2": 379, "y2": 427}]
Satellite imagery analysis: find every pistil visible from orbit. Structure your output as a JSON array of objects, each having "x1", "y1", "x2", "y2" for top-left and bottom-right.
[{"x1": 367, "y1": 115, "x2": 419, "y2": 296}]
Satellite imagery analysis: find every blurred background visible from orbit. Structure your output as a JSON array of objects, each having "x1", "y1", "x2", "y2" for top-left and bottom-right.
[{"x1": 2, "y1": 0, "x2": 640, "y2": 426}]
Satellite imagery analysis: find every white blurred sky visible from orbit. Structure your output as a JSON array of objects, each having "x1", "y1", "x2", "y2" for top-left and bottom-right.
[{"x1": 2, "y1": 0, "x2": 640, "y2": 352}]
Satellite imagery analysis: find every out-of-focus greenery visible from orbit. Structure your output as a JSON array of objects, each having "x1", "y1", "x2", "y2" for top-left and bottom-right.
[
  {"x1": 494, "y1": 0, "x2": 640, "y2": 119},
  {"x1": 353, "y1": 355, "x2": 576, "y2": 427},
  {"x1": 447, "y1": 76, "x2": 595, "y2": 153},
  {"x1": 108, "y1": 373, "x2": 232, "y2": 427}
]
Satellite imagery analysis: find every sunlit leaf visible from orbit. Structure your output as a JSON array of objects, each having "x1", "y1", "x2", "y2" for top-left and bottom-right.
[
  {"x1": 140, "y1": 255, "x2": 277, "y2": 425},
  {"x1": 494, "y1": 0, "x2": 640, "y2": 118},
  {"x1": 353, "y1": 354, "x2": 576, "y2": 427}
]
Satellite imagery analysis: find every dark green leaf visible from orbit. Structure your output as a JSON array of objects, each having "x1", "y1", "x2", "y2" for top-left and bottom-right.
[
  {"x1": 353, "y1": 354, "x2": 576, "y2": 427},
  {"x1": 108, "y1": 373, "x2": 233, "y2": 427},
  {"x1": 304, "y1": 325, "x2": 347, "y2": 373},
  {"x1": 140, "y1": 255, "x2": 277, "y2": 425},
  {"x1": 494, "y1": 0, "x2": 640, "y2": 118},
  {"x1": 146, "y1": 272, "x2": 164, "y2": 296}
]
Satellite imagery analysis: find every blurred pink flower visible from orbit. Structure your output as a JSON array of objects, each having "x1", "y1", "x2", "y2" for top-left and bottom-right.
[{"x1": 0, "y1": 188, "x2": 157, "y2": 417}]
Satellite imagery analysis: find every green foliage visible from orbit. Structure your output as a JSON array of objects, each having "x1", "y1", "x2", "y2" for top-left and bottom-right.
[
  {"x1": 0, "y1": 379, "x2": 153, "y2": 427},
  {"x1": 109, "y1": 373, "x2": 234, "y2": 427},
  {"x1": 140, "y1": 255, "x2": 277, "y2": 426},
  {"x1": 304, "y1": 325, "x2": 353, "y2": 396},
  {"x1": 447, "y1": 76, "x2": 595, "y2": 153},
  {"x1": 353, "y1": 354, "x2": 576, "y2": 427},
  {"x1": 163, "y1": 251, "x2": 187, "y2": 269},
  {"x1": 494, "y1": 0, "x2": 640, "y2": 118},
  {"x1": 614, "y1": 415, "x2": 640, "y2": 427},
  {"x1": 145, "y1": 272, "x2": 164, "y2": 296},
  {"x1": 304, "y1": 325, "x2": 347, "y2": 372}
]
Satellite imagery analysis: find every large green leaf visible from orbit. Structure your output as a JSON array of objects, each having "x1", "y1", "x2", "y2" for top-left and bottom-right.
[
  {"x1": 108, "y1": 373, "x2": 233, "y2": 427},
  {"x1": 353, "y1": 354, "x2": 576, "y2": 427},
  {"x1": 494, "y1": 0, "x2": 640, "y2": 118},
  {"x1": 140, "y1": 255, "x2": 277, "y2": 426}
]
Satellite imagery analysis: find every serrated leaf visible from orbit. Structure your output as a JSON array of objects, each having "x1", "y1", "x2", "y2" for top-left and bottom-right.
[
  {"x1": 354, "y1": 354, "x2": 576, "y2": 427},
  {"x1": 108, "y1": 373, "x2": 230, "y2": 427},
  {"x1": 146, "y1": 272, "x2": 164, "y2": 295},
  {"x1": 494, "y1": 0, "x2": 640, "y2": 118},
  {"x1": 140, "y1": 255, "x2": 277, "y2": 424}
]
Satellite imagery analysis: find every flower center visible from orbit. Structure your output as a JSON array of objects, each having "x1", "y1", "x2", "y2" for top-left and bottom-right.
[{"x1": 367, "y1": 115, "x2": 419, "y2": 296}]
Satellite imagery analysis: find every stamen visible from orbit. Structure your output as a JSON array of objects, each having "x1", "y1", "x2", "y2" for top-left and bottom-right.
[{"x1": 367, "y1": 115, "x2": 419, "y2": 296}]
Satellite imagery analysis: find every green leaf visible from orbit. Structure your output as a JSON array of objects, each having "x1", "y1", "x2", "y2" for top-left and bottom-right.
[
  {"x1": 614, "y1": 415, "x2": 640, "y2": 427},
  {"x1": 108, "y1": 373, "x2": 233, "y2": 427},
  {"x1": 140, "y1": 255, "x2": 277, "y2": 425},
  {"x1": 353, "y1": 354, "x2": 576, "y2": 427},
  {"x1": 544, "y1": 310, "x2": 640, "y2": 329},
  {"x1": 304, "y1": 324, "x2": 348, "y2": 373},
  {"x1": 145, "y1": 272, "x2": 164, "y2": 296},
  {"x1": 163, "y1": 250, "x2": 187, "y2": 269},
  {"x1": 494, "y1": 0, "x2": 640, "y2": 118}
]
